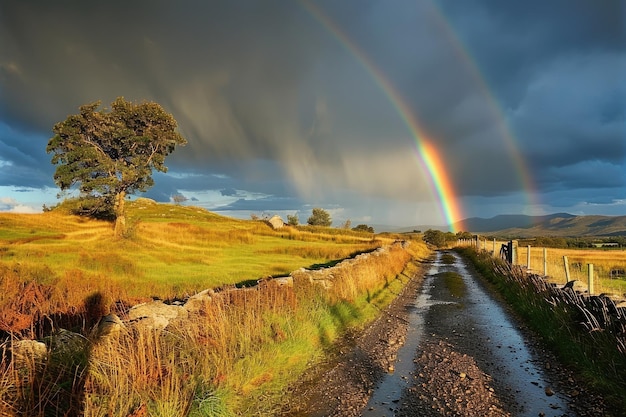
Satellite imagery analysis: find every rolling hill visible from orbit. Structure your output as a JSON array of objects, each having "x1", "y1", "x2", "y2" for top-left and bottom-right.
[{"x1": 452, "y1": 213, "x2": 626, "y2": 237}]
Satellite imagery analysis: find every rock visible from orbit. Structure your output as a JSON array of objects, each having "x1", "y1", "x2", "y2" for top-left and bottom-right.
[
  {"x1": 184, "y1": 289, "x2": 215, "y2": 314},
  {"x1": 128, "y1": 300, "x2": 188, "y2": 330},
  {"x1": 94, "y1": 313, "x2": 126, "y2": 338},
  {"x1": 272, "y1": 276, "x2": 294, "y2": 287},
  {"x1": 48, "y1": 329, "x2": 88, "y2": 355},
  {"x1": 130, "y1": 315, "x2": 170, "y2": 331},
  {"x1": 267, "y1": 215, "x2": 285, "y2": 230},
  {"x1": 544, "y1": 386, "x2": 554, "y2": 396},
  {"x1": 9, "y1": 339, "x2": 48, "y2": 368}
]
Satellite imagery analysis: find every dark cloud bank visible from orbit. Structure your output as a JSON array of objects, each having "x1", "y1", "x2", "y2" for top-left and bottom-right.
[{"x1": 0, "y1": 0, "x2": 624, "y2": 226}]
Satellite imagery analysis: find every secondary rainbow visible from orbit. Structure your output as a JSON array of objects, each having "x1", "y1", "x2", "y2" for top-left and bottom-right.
[
  {"x1": 301, "y1": 1, "x2": 465, "y2": 231},
  {"x1": 428, "y1": 2, "x2": 538, "y2": 210}
]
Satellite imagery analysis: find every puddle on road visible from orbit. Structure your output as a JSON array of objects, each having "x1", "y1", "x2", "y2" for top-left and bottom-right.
[
  {"x1": 361, "y1": 251, "x2": 571, "y2": 416},
  {"x1": 453, "y1": 253, "x2": 570, "y2": 416},
  {"x1": 361, "y1": 252, "x2": 453, "y2": 416}
]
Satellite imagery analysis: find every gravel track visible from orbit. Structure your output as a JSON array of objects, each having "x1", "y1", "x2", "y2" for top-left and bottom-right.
[{"x1": 281, "y1": 251, "x2": 613, "y2": 417}]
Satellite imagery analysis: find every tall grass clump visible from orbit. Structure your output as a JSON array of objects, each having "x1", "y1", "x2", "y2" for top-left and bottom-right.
[
  {"x1": 0, "y1": 239, "x2": 428, "y2": 416},
  {"x1": 457, "y1": 246, "x2": 626, "y2": 414},
  {"x1": 1, "y1": 203, "x2": 430, "y2": 415}
]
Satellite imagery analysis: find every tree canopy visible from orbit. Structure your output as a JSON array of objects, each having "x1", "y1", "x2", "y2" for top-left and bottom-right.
[
  {"x1": 47, "y1": 97, "x2": 187, "y2": 235},
  {"x1": 287, "y1": 214, "x2": 299, "y2": 226},
  {"x1": 422, "y1": 229, "x2": 457, "y2": 248},
  {"x1": 307, "y1": 208, "x2": 332, "y2": 227},
  {"x1": 352, "y1": 224, "x2": 375, "y2": 233}
]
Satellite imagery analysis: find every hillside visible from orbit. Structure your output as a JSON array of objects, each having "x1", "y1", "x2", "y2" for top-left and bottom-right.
[
  {"x1": 452, "y1": 213, "x2": 626, "y2": 237},
  {"x1": 0, "y1": 199, "x2": 388, "y2": 302}
]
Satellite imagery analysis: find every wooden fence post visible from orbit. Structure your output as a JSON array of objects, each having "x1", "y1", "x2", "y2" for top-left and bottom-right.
[
  {"x1": 527, "y1": 245, "x2": 531, "y2": 270},
  {"x1": 563, "y1": 256, "x2": 570, "y2": 283},
  {"x1": 588, "y1": 263, "x2": 594, "y2": 295},
  {"x1": 492, "y1": 238, "x2": 496, "y2": 257},
  {"x1": 511, "y1": 240, "x2": 518, "y2": 265},
  {"x1": 543, "y1": 247, "x2": 548, "y2": 276}
]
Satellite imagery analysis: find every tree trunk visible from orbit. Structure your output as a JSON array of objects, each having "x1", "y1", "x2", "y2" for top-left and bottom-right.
[{"x1": 114, "y1": 190, "x2": 126, "y2": 238}]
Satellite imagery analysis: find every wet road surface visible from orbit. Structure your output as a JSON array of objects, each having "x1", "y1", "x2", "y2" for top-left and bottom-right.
[{"x1": 362, "y1": 250, "x2": 573, "y2": 417}]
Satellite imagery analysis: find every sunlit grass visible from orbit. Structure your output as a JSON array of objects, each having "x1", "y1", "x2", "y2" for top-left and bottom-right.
[
  {"x1": 0, "y1": 199, "x2": 431, "y2": 415},
  {"x1": 458, "y1": 247, "x2": 626, "y2": 414},
  {"x1": 516, "y1": 246, "x2": 626, "y2": 296},
  {"x1": 466, "y1": 240, "x2": 626, "y2": 297},
  {"x1": 0, "y1": 200, "x2": 383, "y2": 302}
]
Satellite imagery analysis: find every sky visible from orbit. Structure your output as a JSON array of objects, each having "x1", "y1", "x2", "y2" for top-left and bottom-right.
[{"x1": 0, "y1": 0, "x2": 624, "y2": 230}]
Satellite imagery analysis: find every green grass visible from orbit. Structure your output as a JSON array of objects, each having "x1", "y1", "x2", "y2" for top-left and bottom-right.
[
  {"x1": 0, "y1": 200, "x2": 383, "y2": 302},
  {"x1": 457, "y1": 247, "x2": 626, "y2": 415},
  {"x1": 0, "y1": 199, "x2": 430, "y2": 416}
]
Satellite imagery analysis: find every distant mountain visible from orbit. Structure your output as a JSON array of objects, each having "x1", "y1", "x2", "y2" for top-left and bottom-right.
[
  {"x1": 451, "y1": 213, "x2": 626, "y2": 237},
  {"x1": 388, "y1": 224, "x2": 450, "y2": 233}
]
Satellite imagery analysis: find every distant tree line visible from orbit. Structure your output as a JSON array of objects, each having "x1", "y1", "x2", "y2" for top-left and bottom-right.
[
  {"x1": 422, "y1": 229, "x2": 470, "y2": 248},
  {"x1": 256, "y1": 208, "x2": 375, "y2": 233}
]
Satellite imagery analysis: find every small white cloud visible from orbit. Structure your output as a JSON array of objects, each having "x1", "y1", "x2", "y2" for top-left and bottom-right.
[
  {"x1": 10, "y1": 204, "x2": 39, "y2": 214},
  {"x1": 0, "y1": 197, "x2": 40, "y2": 213}
]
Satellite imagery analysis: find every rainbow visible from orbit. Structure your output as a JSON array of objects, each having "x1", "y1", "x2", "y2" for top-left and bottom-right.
[
  {"x1": 427, "y1": 2, "x2": 538, "y2": 211},
  {"x1": 301, "y1": 1, "x2": 465, "y2": 231}
]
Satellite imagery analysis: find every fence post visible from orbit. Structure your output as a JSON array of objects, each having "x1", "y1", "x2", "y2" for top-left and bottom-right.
[
  {"x1": 563, "y1": 256, "x2": 570, "y2": 283},
  {"x1": 511, "y1": 240, "x2": 518, "y2": 265},
  {"x1": 588, "y1": 263, "x2": 594, "y2": 295},
  {"x1": 492, "y1": 238, "x2": 496, "y2": 257},
  {"x1": 543, "y1": 248, "x2": 548, "y2": 276},
  {"x1": 527, "y1": 245, "x2": 531, "y2": 270}
]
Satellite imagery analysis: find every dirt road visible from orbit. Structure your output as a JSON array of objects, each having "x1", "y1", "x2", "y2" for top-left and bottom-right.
[{"x1": 282, "y1": 251, "x2": 612, "y2": 417}]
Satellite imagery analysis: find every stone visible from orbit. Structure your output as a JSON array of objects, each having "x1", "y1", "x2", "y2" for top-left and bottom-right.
[
  {"x1": 184, "y1": 289, "x2": 215, "y2": 314},
  {"x1": 94, "y1": 313, "x2": 126, "y2": 338},
  {"x1": 128, "y1": 300, "x2": 188, "y2": 330},
  {"x1": 48, "y1": 329, "x2": 88, "y2": 355},
  {"x1": 267, "y1": 215, "x2": 284, "y2": 230},
  {"x1": 9, "y1": 339, "x2": 48, "y2": 368}
]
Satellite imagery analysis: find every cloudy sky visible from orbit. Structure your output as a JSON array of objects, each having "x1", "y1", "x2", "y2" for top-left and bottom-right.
[{"x1": 1, "y1": 0, "x2": 624, "y2": 229}]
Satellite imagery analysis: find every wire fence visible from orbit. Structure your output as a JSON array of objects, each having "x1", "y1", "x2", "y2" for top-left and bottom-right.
[{"x1": 457, "y1": 237, "x2": 626, "y2": 299}]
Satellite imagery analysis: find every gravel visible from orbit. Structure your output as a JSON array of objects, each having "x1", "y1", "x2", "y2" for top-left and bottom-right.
[{"x1": 281, "y1": 253, "x2": 614, "y2": 417}]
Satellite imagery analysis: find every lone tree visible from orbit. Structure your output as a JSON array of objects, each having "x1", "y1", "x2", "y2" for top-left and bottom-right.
[
  {"x1": 47, "y1": 97, "x2": 187, "y2": 236},
  {"x1": 287, "y1": 213, "x2": 299, "y2": 226},
  {"x1": 307, "y1": 207, "x2": 332, "y2": 227}
]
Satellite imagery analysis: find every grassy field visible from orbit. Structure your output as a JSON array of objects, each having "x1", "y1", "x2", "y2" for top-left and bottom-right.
[
  {"x1": 0, "y1": 199, "x2": 386, "y2": 306},
  {"x1": 0, "y1": 199, "x2": 430, "y2": 416},
  {"x1": 516, "y1": 245, "x2": 626, "y2": 297},
  {"x1": 465, "y1": 239, "x2": 626, "y2": 297}
]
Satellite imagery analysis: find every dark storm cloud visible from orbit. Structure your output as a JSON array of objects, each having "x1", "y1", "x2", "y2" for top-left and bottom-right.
[
  {"x1": 220, "y1": 188, "x2": 240, "y2": 197},
  {"x1": 0, "y1": 0, "x2": 623, "y2": 224},
  {"x1": 0, "y1": 123, "x2": 55, "y2": 188},
  {"x1": 215, "y1": 196, "x2": 303, "y2": 212},
  {"x1": 435, "y1": 0, "x2": 625, "y2": 104}
]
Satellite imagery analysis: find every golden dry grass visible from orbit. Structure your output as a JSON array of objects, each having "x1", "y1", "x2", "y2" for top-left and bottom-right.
[
  {"x1": 0, "y1": 201, "x2": 388, "y2": 334},
  {"x1": 466, "y1": 239, "x2": 626, "y2": 297}
]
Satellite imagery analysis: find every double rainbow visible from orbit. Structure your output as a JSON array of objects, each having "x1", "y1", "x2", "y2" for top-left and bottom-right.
[
  {"x1": 302, "y1": 1, "x2": 463, "y2": 231},
  {"x1": 301, "y1": 1, "x2": 537, "y2": 232}
]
